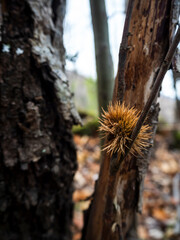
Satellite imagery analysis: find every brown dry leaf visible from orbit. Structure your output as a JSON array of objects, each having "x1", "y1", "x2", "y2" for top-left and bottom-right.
[{"x1": 152, "y1": 208, "x2": 170, "y2": 221}]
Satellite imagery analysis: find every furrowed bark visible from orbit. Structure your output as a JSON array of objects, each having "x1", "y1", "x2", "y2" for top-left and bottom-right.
[{"x1": 0, "y1": 0, "x2": 80, "y2": 239}]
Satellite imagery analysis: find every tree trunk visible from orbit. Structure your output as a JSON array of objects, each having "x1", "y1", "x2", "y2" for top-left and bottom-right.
[
  {"x1": 0, "y1": 0, "x2": 80, "y2": 239},
  {"x1": 85, "y1": 1, "x2": 174, "y2": 240},
  {"x1": 114, "y1": 0, "x2": 172, "y2": 238},
  {"x1": 89, "y1": 0, "x2": 114, "y2": 115}
]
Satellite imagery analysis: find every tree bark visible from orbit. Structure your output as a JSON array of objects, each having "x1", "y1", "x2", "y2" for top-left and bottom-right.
[
  {"x1": 114, "y1": 0, "x2": 172, "y2": 238},
  {"x1": 0, "y1": 0, "x2": 80, "y2": 239}
]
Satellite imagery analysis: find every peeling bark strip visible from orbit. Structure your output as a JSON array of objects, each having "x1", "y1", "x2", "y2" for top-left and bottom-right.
[{"x1": 0, "y1": 0, "x2": 79, "y2": 239}]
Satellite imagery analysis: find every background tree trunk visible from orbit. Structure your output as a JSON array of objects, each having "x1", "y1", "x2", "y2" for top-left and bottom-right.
[
  {"x1": 89, "y1": 0, "x2": 114, "y2": 115},
  {"x1": 0, "y1": 0, "x2": 80, "y2": 239}
]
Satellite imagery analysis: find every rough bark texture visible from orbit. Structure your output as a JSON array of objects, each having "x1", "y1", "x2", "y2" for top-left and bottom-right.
[
  {"x1": 0, "y1": 0, "x2": 80, "y2": 239},
  {"x1": 114, "y1": 0, "x2": 172, "y2": 238}
]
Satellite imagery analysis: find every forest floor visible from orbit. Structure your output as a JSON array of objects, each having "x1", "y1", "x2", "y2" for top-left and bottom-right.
[{"x1": 72, "y1": 132, "x2": 180, "y2": 240}]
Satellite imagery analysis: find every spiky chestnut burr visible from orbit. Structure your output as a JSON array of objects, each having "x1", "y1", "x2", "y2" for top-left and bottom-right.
[{"x1": 99, "y1": 102, "x2": 152, "y2": 159}]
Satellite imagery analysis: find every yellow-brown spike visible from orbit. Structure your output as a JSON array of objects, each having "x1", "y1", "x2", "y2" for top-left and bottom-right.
[{"x1": 99, "y1": 102, "x2": 152, "y2": 159}]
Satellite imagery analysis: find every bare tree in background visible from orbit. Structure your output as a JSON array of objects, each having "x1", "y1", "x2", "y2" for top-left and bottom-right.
[
  {"x1": 0, "y1": 0, "x2": 81, "y2": 239},
  {"x1": 89, "y1": 0, "x2": 114, "y2": 115}
]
